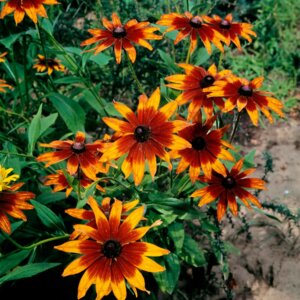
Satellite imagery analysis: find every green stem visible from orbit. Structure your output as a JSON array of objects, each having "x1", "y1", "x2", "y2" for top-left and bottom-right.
[
  {"x1": 100, "y1": 177, "x2": 131, "y2": 190},
  {"x1": 3, "y1": 233, "x2": 69, "y2": 250},
  {"x1": 186, "y1": 0, "x2": 189, "y2": 11},
  {"x1": 127, "y1": 55, "x2": 144, "y2": 95},
  {"x1": 185, "y1": 44, "x2": 192, "y2": 64},
  {"x1": 0, "y1": 151, "x2": 34, "y2": 158},
  {"x1": 0, "y1": 107, "x2": 29, "y2": 122},
  {"x1": 229, "y1": 111, "x2": 241, "y2": 143},
  {"x1": 218, "y1": 52, "x2": 224, "y2": 70},
  {"x1": 23, "y1": 35, "x2": 30, "y2": 105}
]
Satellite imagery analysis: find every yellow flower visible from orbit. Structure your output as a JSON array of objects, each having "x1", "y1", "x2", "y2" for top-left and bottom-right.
[{"x1": 0, "y1": 165, "x2": 19, "y2": 192}]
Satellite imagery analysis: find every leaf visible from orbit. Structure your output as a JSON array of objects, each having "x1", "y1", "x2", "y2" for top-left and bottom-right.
[
  {"x1": 168, "y1": 223, "x2": 185, "y2": 254},
  {"x1": 81, "y1": 87, "x2": 106, "y2": 116},
  {"x1": 31, "y1": 200, "x2": 65, "y2": 231},
  {"x1": 0, "y1": 33, "x2": 23, "y2": 48},
  {"x1": 89, "y1": 52, "x2": 112, "y2": 66},
  {"x1": 180, "y1": 235, "x2": 206, "y2": 267},
  {"x1": 0, "y1": 250, "x2": 31, "y2": 276},
  {"x1": 36, "y1": 192, "x2": 66, "y2": 205},
  {"x1": 27, "y1": 104, "x2": 42, "y2": 154},
  {"x1": 191, "y1": 47, "x2": 211, "y2": 65},
  {"x1": 153, "y1": 253, "x2": 180, "y2": 294},
  {"x1": 0, "y1": 221, "x2": 23, "y2": 245},
  {"x1": 40, "y1": 113, "x2": 58, "y2": 137},
  {"x1": 158, "y1": 49, "x2": 181, "y2": 73},
  {"x1": 48, "y1": 93, "x2": 85, "y2": 133},
  {"x1": 54, "y1": 76, "x2": 82, "y2": 84},
  {"x1": 0, "y1": 263, "x2": 60, "y2": 285}
]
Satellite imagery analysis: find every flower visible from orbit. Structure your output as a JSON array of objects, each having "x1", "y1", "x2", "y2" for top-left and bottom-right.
[
  {"x1": 55, "y1": 196, "x2": 169, "y2": 300},
  {"x1": 166, "y1": 63, "x2": 231, "y2": 119},
  {"x1": 0, "y1": 52, "x2": 7, "y2": 63},
  {"x1": 0, "y1": 79, "x2": 12, "y2": 93},
  {"x1": 191, "y1": 159, "x2": 266, "y2": 221},
  {"x1": 36, "y1": 131, "x2": 108, "y2": 180},
  {"x1": 204, "y1": 76, "x2": 284, "y2": 126},
  {"x1": 170, "y1": 113, "x2": 234, "y2": 182},
  {"x1": 203, "y1": 14, "x2": 256, "y2": 50},
  {"x1": 0, "y1": 165, "x2": 35, "y2": 234},
  {"x1": 81, "y1": 12, "x2": 161, "y2": 64},
  {"x1": 66, "y1": 197, "x2": 140, "y2": 240},
  {"x1": 0, "y1": 165, "x2": 19, "y2": 191},
  {"x1": 33, "y1": 55, "x2": 65, "y2": 75},
  {"x1": 101, "y1": 88, "x2": 191, "y2": 185},
  {"x1": 44, "y1": 170, "x2": 105, "y2": 197},
  {"x1": 157, "y1": 12, "x2": 225, "y2": 54},
  {"x1": 0, "y1": 0, "x2": 59, "y2": 25}
]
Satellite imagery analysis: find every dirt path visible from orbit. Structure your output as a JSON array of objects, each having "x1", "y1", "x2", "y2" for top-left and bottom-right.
[{"x1": 224, "y1": 115, "x2": 300, "y2": 300}]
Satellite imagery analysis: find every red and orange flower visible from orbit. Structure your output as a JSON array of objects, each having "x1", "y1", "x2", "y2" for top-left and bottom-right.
[
  {"x1": 33, "y1": 55, "x2": 65, "y2": 75},
  {"x1": 55, "y1": 196, "x2": 169, "y2": 300},
  {"x1": 0, "y1": 165, "x2": 35, "y2": 234},
  {"x1": 166, "y1": 63, "x2": 232, "y2": 119},
  {"x1": 66, "y1": 197, "x2": 140, "y2": 240},
  {"x1": 157, "y1": 12, "x2": 225, "y2": 54},
  {"x1": 0, "y1": 79, "x2": 12, "y2": 93},
  {"x1": 204, "y1": 75, "x2": 284, "y2": 126},
  {"x1": 44, "y1": 170, "x2": 105, "y2": 197},
  {"x1": 0, "y1": 52, "x2": 8, "y2": 63},
  {"x1": 191, "y1": 159, "x2": 266, "y2": 221},
  {"x1": 101, "y1": 88, "x2": 191, "y2": 185},
  {"x1": 170, "y1": 113, "x2": 234, "y2": 182},
  {"x1": 203, "y1": 14, "x2": 256, "y2": 50},
  {"x1": 37, "y1": 131, "x2": 108, "y2": 180},
  {"x1": 81, "y1": 13, "x2": 161, "y2": 64},
  {"x1": 0, "y1": 0, "x2": 59, "y2": 25}
]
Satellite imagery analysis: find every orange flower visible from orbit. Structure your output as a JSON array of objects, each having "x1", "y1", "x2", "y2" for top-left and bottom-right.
[
  {"x1": 166, "y1": 63, "x2": 231, "y2": 119},
  {"x1": 101, "y1": 88, "x2": 191, "y2": 185},
  {"x1": 0, "y1": 52, "x2": 8, "y2": 63},
  {"x1": 33, "y1": 55, "x2": 65, "y2": 75},
  {"x1": 81, "y1": 12, "x2": 161, "y2": 64},
  {"x1": 66, "y1": 197, "x2": 140, "y2": 240},
  {"x1": 157, "y1": 12, "x2": 225, "y2": 54},
  {"x1": 44, "y1": 170, "x2": 105, "y2": 197},
  {"x1": 0, "y1": 0, "x2": 59, "y2": 25},
  {"x1": 55, "y1": 196, "x2": 169, "y2": 300},
  {"x1": 170, "y1": 113, "x2": 234, "y2": 182},
  {"x1": 0, "y1": 79, "x2": 12, "y2": 93},
  {"x1": 37, "y1": 131, "x2": 108, "y2": 180},
  {"x1": 203, "y1": 14, "x2": 256, "y2": 50},
  {"x1": 204, "y1": 76, "x2": 284, "y2": 126},
  {"x1": 191, "y1": 159, "x2": 266, "y2": 221},
  {"x1": 0, "y1": 165, "x2": 35, "y2": 234}
]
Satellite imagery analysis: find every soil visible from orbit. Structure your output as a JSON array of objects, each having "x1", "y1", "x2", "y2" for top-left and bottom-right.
[{"x1": 220, "y1": 110, "x2": 300, "y2": 300}]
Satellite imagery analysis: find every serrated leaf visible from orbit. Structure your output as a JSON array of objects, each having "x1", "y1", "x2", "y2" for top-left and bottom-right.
[
  {"x1": 0, "y1": 263, "x2": 60, "y2": 285},
  {"x1": 0, "y1": 250, "x2": 31, "y2": 276},
  {"x1": 27, "y1": 104, "x2": 42, "y2": 154},
  {"x1": 153, "y1": 253, "x2": 180, "y2": 294},
  {"x1": 48, "y1": 93, "x2": 85, "y2": 133},
  {"x1": 31, "y1": 200, "x2": 65, "y2": 231}
]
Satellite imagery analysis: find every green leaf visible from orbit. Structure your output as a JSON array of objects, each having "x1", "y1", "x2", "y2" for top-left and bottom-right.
[
  {"x1": 81, "y1": 87, "x2": 106, "y2": 116},
  {"x1": 27, "y1": 104, "x2": 42, "y2": 154},
  {"x1": 54, "y1": 76, "x2": 82, "y2": 84},
  {"x1": 180, "y1": 235, "x2": 206, "y2": 267},
  {"x1": 0, "y1": 33, "x2": 23, "y2": 48},
  {"x1": 48, "y1": 93, "x2": 85, "y2": 133},
  {"x1": 157, "y1": 49, "x2": 181, "y2": 73},
  {"x1": 0, "y1": 221, "x2": 23, "y2": 245},
  {"x1": 36, "y1": 191, "x2": 66, "y2": 205},
  {"x1": 244, "y1": 149, "x2": 256, "y2": 168},
  {"x1": 0, "y1": 250, "x2": 31, "y2": 276},
  {"x1": 153, "y1": 253, "x2": 180, "y2": 294},
  {"x1": 168, "y1": 223, "x2": 185, "y2": 254},
  {"x1": 191, "y1": 47, "x2": 211, "y2": 65},
  {"x1": 31, "y1": 200, "x2": 65, "y2": 231},
  {"x1": 40, "y1": 113, "x2": 58, "y2": 137},
  {"x1": 89, "y1": 52, "x2": 112, "y2": 66},
  {"x1": 0, "y1": 263, "x2": 60, "y2": 285}
]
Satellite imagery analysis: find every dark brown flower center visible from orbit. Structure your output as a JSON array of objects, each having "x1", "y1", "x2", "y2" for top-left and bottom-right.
[
  {"x1": 238, "y1": 85, "x2": 253, "y2": 97},
  {"x1": 189, "y1": 17, "x2": 202, "y2": 28},
  {"x1": 200, "y1": 75, "x2": 215, "y2": 88},
  {"x1": 222, "y1": 176, "x2": 236, "y2": 188},
  {"x1": 103, "y1": 240, "x2": 122, "y2": 258},
  {"x1": 134, "y1": 126, "x2": 151, "y2": 143},
  {"x1": 219, "y1": 19, "x2": 231, "y2": 29},
  {"x1": 112, "y1": 26, "x2": 127, "y2": 38},
  {"x1": 191, "y1": 136, "x2": 206, "y2": 150},
  {"x1": 71, "y1": 142, "x2": 86, "y2": 154}
]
